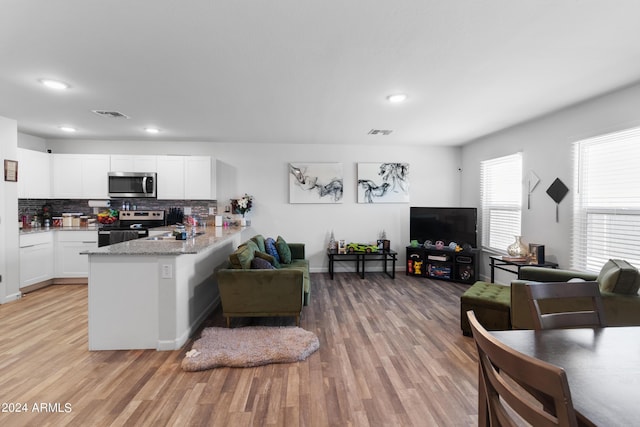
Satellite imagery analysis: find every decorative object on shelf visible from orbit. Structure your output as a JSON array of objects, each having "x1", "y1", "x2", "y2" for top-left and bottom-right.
[
  {"x1": 507, "y1": 235, "x2": 528, "y2": 259},
  {"x1": 526, "y1": 170, "x2": 540, "y2": 209},
  {"x1": 338, "y1": 239, "x2": 346, "y2": 254},
  {"x1": 357, "y1": 162, "x2": 410, "y2": 203},
  {"x1": 546, "y1": 178, "x2": 569, "y2": 222},
  {"x1": 528, "y1": 243, "x2": 545, "y2": 264},
  {"x1": 4, "y1": 159, "x2": 18, "y2": 182},
  {"x1": 435, "y1": 240, "x2": 445, "y2": 250},
  {"x1": 377, "y1": 230, "x2": 390, "y2": 251},
  {"x1": 231, "y1": 194, "x2": 253, "y2": 226},
  {"x1": 289, "y1": 163, "x2": 343, "y2": 204},
  {"x1": 328, "y1": 230, "x2": 337, "y2": 250}
]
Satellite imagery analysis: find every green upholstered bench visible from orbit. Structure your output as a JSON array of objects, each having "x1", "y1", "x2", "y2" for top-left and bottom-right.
[{"x1": 460, "y1": 281, "x2": 512, "y2": 336}]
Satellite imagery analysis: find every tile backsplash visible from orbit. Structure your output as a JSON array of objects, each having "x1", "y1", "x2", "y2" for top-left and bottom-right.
[{"x1": 19, "y1": 198, "x2": 217, "y2": 224}]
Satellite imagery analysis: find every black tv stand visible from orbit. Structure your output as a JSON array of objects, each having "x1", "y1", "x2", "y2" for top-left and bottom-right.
[{"x1": 406, "y1": 246, "x2": 479, "y2": 284}]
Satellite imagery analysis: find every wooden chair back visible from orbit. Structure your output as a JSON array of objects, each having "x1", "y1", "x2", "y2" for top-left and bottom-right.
[
  {"x1": 525, "y1": 281, "x2": 606, "y2": 330},
  {"x1": 467, "y1": 310, "x2": 579, "y2": 427}
]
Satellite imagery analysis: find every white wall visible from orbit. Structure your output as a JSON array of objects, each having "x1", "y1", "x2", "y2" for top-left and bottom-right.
[
  {"x1": 0, "y1": 116, "x2": 20, "y2": 303},
  {"x1": 461, "y1": 81, "x2": 640, "y2": 283},
  {"x1": 44, "y1": 139, "x2": 462, "y2": 272}
]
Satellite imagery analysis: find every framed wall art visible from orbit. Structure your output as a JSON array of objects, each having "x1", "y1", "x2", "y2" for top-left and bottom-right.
[
  {"x1": 4, "y1": 159, "x2": 18, "y2": 182},
  {"x1": 357, "y1": 162, "x2": 409, "y2": 203},
  {"x1": 289, "y1": 163, "x2": 344, "y2": 204}
]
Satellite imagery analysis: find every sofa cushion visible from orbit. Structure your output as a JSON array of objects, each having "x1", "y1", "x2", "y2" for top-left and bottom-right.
[
  {"x1": 250, "y1": 235, "x2": 267, "y2": 253},
  {"x1": 251, "y1": 257, "x2": 276, "y2": 269},
  {"x1": 229, "y1": 244, "x2": 255, "y2": 270},
  {"x1": 276, "y1": 235, "x2": 292, "y2": 264},
  {"x1": 597, "y1": 259, "x2": 640, "y2": 295},
  {"x1": 264, "y1": 237, "x2": 281, "y2": 267}
]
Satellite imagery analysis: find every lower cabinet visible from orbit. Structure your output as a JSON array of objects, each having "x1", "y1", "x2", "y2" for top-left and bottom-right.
[
  {"x1": 55, "y1": 231, "x2": 98, "y2": 278},
  {"x1": 19, "y1": 232, "x2": 55, "y2": 288},
  {"x1": 406, "y1": 246, "x2": 479, "y2": 284}
]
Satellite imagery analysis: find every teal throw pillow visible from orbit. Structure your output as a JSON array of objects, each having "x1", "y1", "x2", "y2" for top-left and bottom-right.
[{"x1": 276, "y1": 235, "x2": 292, "y2": 264}]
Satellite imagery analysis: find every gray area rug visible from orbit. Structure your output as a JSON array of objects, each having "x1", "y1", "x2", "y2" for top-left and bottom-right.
[{"x1": 181, "y1": 326, "x2": 320, "y2": 371}]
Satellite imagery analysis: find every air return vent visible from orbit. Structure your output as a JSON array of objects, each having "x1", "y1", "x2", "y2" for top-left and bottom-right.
[
  {"x1": 91, "y1": 110, "x2": 130, "y2": 119},
  {"x1": 368, "y1": 129, "x2": 393, "y2": 135}
]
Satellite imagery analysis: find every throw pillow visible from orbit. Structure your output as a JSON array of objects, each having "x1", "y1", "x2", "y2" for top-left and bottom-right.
[
  {"x1": 229, "y1": 245, "x2": 254, "y2": 270},
  {"x1": 264, "y1": 237, "x2": 281, "y2": 267},
  {"x1": 597, "y1": 259, "x2": 640, "y2": 295},
  {"x1": 251, "y1": 257, "x2": 276, "y2": 270},
  {"x1": 254, "y1": 251, "x2": 276, "y2": 265},
  {"x1": 250, "y1": 235, "x2": 266, "y2": 253},
  {"x1": 276, "y1": 235, "x2": 292, "y2": 264}
]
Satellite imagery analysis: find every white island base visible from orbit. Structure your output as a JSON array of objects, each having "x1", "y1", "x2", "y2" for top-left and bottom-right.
[{"x1": 87, "y1": 227, "x2": 246, "y2": 351}]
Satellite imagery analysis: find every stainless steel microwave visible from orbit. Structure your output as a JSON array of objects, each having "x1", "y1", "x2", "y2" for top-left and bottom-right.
[{"x1": 108, "y1": 172, "x2": 157, "y2": 198}]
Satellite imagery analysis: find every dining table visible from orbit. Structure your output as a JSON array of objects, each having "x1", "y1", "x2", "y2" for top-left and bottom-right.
[{"x1": 491, "y1": 326, "x2": 640, "y2": 426}]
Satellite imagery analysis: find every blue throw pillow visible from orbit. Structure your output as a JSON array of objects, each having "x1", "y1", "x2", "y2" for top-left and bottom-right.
[
  {"x1": 264, "y1": 237, "x2": 281, "y2": 267},
  {"x1": 251, "y1": 257, "x2": 275, "y2": 269}
]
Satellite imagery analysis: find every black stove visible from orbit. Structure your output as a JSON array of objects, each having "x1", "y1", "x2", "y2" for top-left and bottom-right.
[{"x1": 98, "y1": 210, "x2": 166, "y2": 247}]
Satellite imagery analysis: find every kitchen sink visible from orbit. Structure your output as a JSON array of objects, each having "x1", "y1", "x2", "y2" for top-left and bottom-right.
[{"x1": 146, "y1": 231, "x2": 207, "y2": 241}]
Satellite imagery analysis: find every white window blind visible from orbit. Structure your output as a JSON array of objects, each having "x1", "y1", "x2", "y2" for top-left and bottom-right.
[
  {"x1": 572, "y1": 127, "x2": 640, "y2": 272},
  {"x1": 480, "y1": 153, "x2": 522, "y2": 252}
]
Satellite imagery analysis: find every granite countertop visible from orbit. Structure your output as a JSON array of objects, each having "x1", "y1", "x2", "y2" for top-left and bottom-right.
[
  {"x1": 83, "y1": 226, "x2": 246, "y2": 256},
  {"x1": 20, "y1": 226, "x2": 98, "y2": 235}
]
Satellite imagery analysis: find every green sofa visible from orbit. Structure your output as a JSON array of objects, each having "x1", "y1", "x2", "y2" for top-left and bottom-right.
[
  {"x1": 216, "y1": 235, "x2": 310, "y2": 327},
  {"x1": 511, "y1": 263, "x2": 640, "y2": 329}
]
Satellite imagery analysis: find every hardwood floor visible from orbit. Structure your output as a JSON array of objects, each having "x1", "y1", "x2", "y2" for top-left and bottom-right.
[{"x1": 0, "y1": 273, "x2": 479, "y2": 426}]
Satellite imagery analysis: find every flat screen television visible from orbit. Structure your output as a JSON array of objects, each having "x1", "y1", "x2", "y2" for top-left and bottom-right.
[{"x1": 410, "y1": 207, "x2": 478, "y2": 248}]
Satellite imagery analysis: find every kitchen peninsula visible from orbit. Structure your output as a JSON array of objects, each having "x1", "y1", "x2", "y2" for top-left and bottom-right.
[{"x1": 84, "y1": 225, "x2": 250, "y2": 351}]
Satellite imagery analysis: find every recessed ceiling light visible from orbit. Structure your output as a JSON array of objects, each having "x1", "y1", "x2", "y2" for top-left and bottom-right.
[
  {"x1": 39, "y1": 79, "x2": 70, "y2": 90},
  {"x1": 387, "y1": 93, "x2": 407, "y2": 103},
  {"x1": 59, "y1": 126, "x2": 77, "y2": 132},
  {"x1": 144, "y1": 127, "x2": 160, "y2": 134}
]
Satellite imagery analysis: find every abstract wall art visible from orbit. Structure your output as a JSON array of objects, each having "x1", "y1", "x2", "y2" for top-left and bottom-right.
[
  {"x1": 357, "y1": 162, "x2": 410, "y2": 203},
  {"x1": 289, "y1": 163, "x2": 344, "y2": 204}
]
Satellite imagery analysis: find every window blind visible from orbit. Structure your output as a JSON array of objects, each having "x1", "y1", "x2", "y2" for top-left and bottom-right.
[
  {"x1": 480, "y1": 153, "x2": 522, "y2": 252},
  {"x1": 572, "y1": 127, "x2": 640, "y2": 272}
]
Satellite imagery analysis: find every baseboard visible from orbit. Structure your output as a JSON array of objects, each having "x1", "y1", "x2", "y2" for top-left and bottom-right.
[
  {"x1": 157, "y1": 296, "x2": 220, "y2": 351},
  {"x1": 1, "y1": 292, "x2": 23, "y2": 304}
]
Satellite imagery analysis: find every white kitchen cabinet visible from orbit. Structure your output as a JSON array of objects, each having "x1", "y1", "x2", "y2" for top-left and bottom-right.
[
  {"x1": 52, "y1": 154, "x2": 110, "y2": 199},
  {"x1": 156, "y1": 155, "x2": 186, "y2": 199},
  {"x1": 110, "y1": 155, "x2": 157, "y2": 172},
  {"x1": 19, "y1": 232, "x2": 55, "y2": 288},
  {"x1": 185, "y1": 156, "x2": 215, "y2": 200},
  {"x1": 81, "y1": 155, "x2": 110, "y2": 198},
  {"x1": 17, "y1": 148, "x2": 52, "y2": 199},
  {"x1": 157, "y1": 155, "x2": 215, "y2": 200},
  {"x1": 55, "y1": 231, "x2": 98, "y2": 278}
]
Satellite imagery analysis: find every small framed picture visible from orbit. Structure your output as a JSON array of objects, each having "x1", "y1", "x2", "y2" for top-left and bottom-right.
[
  {"x1": 338, "y1": 239, "x2": 346, "y2": 254},
  {"x1": 4, "y1": 159, "x2": 18, "y2": 182}
]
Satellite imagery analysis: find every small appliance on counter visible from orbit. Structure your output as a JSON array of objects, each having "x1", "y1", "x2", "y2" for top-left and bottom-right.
[{"x1": 98, "y1": 210, "x2": 166, "y2": 247}]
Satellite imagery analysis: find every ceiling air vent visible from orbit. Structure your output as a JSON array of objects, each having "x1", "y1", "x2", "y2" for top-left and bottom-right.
[
  {"x1": 368, "y1": 129, "x2": 393, "y2": 136},
  {"x1": 91, "y1": 110, "x2": 130, "y2": 119}
]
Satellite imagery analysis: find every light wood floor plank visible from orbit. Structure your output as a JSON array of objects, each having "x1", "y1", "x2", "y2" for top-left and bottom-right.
[{"x1": 0, "y1": 273, "x2": 479, "y2": 426}]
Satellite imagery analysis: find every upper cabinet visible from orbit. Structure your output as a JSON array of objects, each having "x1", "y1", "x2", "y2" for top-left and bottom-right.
[
  {"x1": 18, "y1": 150, "x2": 215, "y2": 201},
  {"x1": 51, "y1": 154, "x2": 110, "y2": 199},
  {"x1": 157, "y1": 155, "x2": 215, "y2": 200},
  {"x1": 17, "y1": 148, "x2": 51, "y2": 199},
  {"x1": 110, "y1": 155, "x2": 157, "y2": 172}
]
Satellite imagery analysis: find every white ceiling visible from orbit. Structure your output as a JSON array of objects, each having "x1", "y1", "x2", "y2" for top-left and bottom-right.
[{"x1": 2, "y1": 0, "x2": 640, "y2": 146}]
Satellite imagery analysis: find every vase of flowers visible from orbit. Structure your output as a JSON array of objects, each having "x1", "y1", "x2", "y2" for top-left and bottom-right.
[{"x1": 231, "y1": 194, "x2": 253, "y2": 226}]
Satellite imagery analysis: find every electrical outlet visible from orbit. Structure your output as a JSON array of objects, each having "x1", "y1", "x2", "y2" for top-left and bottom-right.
[
  {"x1": 209, "y1": 207, "x2": 216, "y2": 215},
  {"x1": 161, "y1": 264, "x2": 172, "y2": 279},
  {"x1": 184, "y1": 206, "x2": 192, "y2": 215}
]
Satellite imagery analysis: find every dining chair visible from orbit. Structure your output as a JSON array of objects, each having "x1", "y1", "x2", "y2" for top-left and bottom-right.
[
  {"x1": 467, "y1": 310, "x2": 579, "y2": 427},
  {"x1": 525, "y1": 281, "x2": 606, "y2": 330}
]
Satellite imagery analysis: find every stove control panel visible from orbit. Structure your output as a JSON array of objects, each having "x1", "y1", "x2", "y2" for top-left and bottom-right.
[{"x1": 119, "y1": 210, "x2": 165, "y2": 221}]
